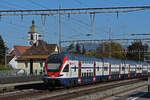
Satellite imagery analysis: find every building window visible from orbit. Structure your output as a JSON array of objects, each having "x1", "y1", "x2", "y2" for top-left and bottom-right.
[
  {"x1": 25, "y1": 62, "x2": 28, "y2": 68},
  {"x1": 31, "y1": 34, "x2": 33, "y2": 40}
]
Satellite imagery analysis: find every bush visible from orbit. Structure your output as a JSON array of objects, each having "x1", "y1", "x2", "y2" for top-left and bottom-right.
[{"x1": 0, "y1": 64, "x2": 12, "y2": 70}]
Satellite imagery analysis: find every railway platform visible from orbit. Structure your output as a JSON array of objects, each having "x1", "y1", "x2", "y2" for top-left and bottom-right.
[{"x1": 0, "y1": 81, "x2": 43, "y2": 92}]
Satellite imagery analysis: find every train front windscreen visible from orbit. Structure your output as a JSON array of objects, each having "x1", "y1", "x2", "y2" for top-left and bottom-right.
[{"x1": 47, "y1": 54, "x2": 64, "y2": 72}]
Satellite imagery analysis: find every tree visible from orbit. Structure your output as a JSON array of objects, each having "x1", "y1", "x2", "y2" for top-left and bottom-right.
[
  {"x1": 81, "y1": 45, "x2": 86, "y2": 55},
  {"x1": 0, "y1": 35, "x2": 6, "y2": 64},
  {"x1": 67, "y1": 43, "x2": 74, "y2": 53},
  {"x1": 96, "y1": 41, "x2": 125, "y2": 59},
  {"x1": 126, "y1": 40, "x2": 148, "y2": 61},
  {"x1": 75, "y1": 43, "x2": 81, "y2": 54},
  {"x1": 86, "y1": 51, "x2": 97, "y2": 57}
]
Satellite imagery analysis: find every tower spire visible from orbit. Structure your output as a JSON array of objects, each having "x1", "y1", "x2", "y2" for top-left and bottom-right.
[{"x1": 28, "y1": 20, "x2": 39, "y2": 46}]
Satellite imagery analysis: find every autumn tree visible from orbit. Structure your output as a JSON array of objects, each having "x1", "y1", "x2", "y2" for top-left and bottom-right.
[
  {"x1": 81, "y1": 45, "x2": 86, "y2": 55},
  {"x1": 75, "y1": 43, "x2": 81, "y2": 54},
  {"x1": 126, "y1": 40, "x2": 148, "y2": 61},
  {"x1": 67, "y1": 43, "x2": 74, "y2": 53},
  {"x1": 0, "y1": 35, "x2": 6, "y2": 64},
  {"x1": 96, "y1": 41, "x2": 125, "y2": 59}
]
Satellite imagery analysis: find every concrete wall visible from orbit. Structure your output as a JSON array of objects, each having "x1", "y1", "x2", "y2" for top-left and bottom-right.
[{"x1": 17, "y1": 60, "x2": 45, "y2": 75}]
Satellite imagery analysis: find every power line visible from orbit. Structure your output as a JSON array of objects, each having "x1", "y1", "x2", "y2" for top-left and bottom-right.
[
  {"x1": 61, "y1": 38, "x2": 150, "y2": 43},
  {"x1": 1, "y1": 0, "x2": 28, "y2": 9},
  {"x1": 131, "y1": 33, "x2": 150, "y2": 36},
  {"x1": 1, "y1": 20, "x2": 28, "y2": 28},
  {"x1": 73, "y1": 0, "x2": 88, "y2": 7},
  {"x1": 27, "y1": 0, "x2": 49, "y2": 9}
]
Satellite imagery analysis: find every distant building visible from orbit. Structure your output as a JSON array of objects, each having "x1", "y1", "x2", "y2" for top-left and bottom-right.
[{"x1": 17, "y1": 40, "x2": 58, "y2": 74}]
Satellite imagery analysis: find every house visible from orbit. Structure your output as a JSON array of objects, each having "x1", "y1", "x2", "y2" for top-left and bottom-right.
[
  {"x1": 9, "y1": 46, "x2": 30, "y2": 69},
  {"x1": 16, "y1": 40, "x2": 58, "y2": 75},
  {"x1": 9, "y1": 20, "x2": 58, "y2": 75}
]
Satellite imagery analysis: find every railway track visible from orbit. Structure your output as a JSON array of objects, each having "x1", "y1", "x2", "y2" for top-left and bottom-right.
[{"x1": 0, "y1": 78, "x2": 147, "y2": 100}]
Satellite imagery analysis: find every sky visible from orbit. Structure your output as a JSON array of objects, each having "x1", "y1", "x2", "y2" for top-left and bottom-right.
[{"x1": 0, "y1": 0, "x2": 150, "y2": 48}]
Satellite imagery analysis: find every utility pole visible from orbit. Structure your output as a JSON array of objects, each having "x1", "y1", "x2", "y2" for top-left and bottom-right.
[
  {"x1": 5, "y1": 46, "x2": 7, "y2": 67},
  {"x1": 58, "y1": 5, "x2": 62, "y2": 53},
  {"x1": 108, "y1": 27, "x2": 111, "y2": 58}
]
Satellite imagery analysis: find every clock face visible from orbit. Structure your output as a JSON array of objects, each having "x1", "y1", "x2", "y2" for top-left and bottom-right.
[{"x1": 29, "y1": 41, "x2": 33, "y2": 45}]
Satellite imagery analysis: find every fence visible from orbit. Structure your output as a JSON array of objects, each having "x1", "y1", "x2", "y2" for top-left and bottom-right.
[
  {"x1": 0, "y1": 69, "x2": 43, "y2": 77},
  {"x1": 0, "y1": 69, "x2": 43, "y2": 84}
]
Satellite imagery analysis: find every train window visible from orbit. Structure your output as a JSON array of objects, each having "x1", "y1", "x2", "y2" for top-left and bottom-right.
[
  {"x1": 122, "y1": 67, "x2": 125, "y2": 71},
  {"x1": 82, "y1": 73, "x2": 84, "y2": 77},
  {"x1": 104, "y1": 67, "x2": 108, "y2": 71},
  {"x1": 84, "y1": 73, "x2": 86, "y2": 77},
  {"x1": 74, "y1": 65, "x2": 76, "y2": 72},
  {"x1": 86, "y1": 73, "x2": 89, "y2": 77},
  {"x1": 97, "y1": 66, "x2": 99, "y2": 71},
  {"x1": 48, "y1": 54, "x2": 63, "y2": 64},
  {"x1": 90, "y1": 72, "x2": 92, "y2": 77},
  {"x1": 89, "y1": 72, "x2": 91, "y2": 77},
  {"x1": 63, "y1": 64, "x2": 69, "y2": 72}
]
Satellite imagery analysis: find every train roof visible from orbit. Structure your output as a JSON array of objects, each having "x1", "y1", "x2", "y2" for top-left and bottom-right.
[
  {"x1": 64, "y1": 53, "x2": 100, "y2": 62},
  {"x1": 50, "y1": 53, "x2": 150, "y2": 65}
]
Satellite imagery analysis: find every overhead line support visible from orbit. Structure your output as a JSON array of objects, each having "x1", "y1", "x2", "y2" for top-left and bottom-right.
[{"x1": 0, "y1": 6, "x2": 149, "y2": 16}]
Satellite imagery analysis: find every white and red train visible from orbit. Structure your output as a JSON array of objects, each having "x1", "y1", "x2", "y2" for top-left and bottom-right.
[{"x1": 43, "y1": 53, "x2": 150, "y2": 87}]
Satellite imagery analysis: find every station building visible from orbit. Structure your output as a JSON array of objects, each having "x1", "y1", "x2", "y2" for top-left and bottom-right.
[{"x1": 9, "y1": 20, "x2": 58, "y2": 75}]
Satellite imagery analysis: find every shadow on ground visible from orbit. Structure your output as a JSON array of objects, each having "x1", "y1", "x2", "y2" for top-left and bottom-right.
[{"x1": 128, "y1": 92, "x2": 150, "y2": 99}]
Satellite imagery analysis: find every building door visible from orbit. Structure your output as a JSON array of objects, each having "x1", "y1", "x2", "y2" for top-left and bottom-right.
[{"x1": 30, "y1": 59, "x2": 33, "y2": 74}]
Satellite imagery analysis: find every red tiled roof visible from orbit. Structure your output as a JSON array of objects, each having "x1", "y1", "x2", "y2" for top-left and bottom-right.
[
  {"x1": 17, "y1": 40, "x2": 58, "y2": 60},
  {"x1": 14, "y1": 46, "x2": 30, "y2": 56},
  {"x1": 22, "y1": 40, "x2": 57, "y2": 56}
]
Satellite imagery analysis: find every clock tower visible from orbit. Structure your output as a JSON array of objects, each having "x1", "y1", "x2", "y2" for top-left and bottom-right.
[{"x1": 28, "y1": 20, "x2": 39, "y2": 46}]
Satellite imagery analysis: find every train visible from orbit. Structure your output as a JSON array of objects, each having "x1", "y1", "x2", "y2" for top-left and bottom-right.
[{"x1": 43, "y1": 53, "x2": 150, "y2": 87}]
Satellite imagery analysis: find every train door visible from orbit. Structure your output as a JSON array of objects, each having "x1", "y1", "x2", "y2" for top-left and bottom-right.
[
  {"x1": 98, "y1": 61, "x2": 103, "y2": 81},
  {"x1": 93, "y1": 62, "x2": 96, "y2": 82},
  {"x1": 69, "y1": 61, "x2": 72, "y2": 77},
  {"x1": 135, "y1": 65, "x2": 137, "y2": 77},
  {"x1": 102, "y1": 59, "x2": 104, "y2": 79},
  {"x1": 128, "y1": 64, "x2": 130, "y2": 78},
  {"x1": 78, "y1": 61, "x2": 82, "y2": 84},
  {"x1": 119, "y1": 64, "x2": 121, "y2": 79},
  {"x1": 63, "y1": 64, "x2": 70, "y2": 77},
  {"x1": 123, "y1": 62, "x2": 126, "y2": 78}
]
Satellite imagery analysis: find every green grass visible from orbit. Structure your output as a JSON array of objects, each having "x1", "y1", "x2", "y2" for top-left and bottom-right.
[{"x1": 0, "y1": 64, "x2": 12, "y2": 70}]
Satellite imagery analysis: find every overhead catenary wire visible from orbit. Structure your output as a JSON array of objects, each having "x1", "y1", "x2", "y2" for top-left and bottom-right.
[
  {"x1": 1, "y1": 0, "x2": 28, "y2": 9},
  {"x1": 73, "y1": 0, "x2": 88, "y2": 7},
  {"x1": 27, "y1": 0, "x2": 49, "y2": 9}
]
